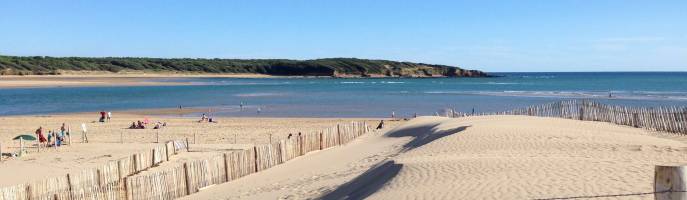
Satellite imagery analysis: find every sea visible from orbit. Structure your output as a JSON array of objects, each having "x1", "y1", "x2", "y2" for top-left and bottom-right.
[{"x1": 1, "y1": 72, "x2": 686, "y2": 118}]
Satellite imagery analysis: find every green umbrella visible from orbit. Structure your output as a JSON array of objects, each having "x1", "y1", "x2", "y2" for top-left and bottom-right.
[{"x1": 13, "y1": 134, "x2": 36, "y2": 141}]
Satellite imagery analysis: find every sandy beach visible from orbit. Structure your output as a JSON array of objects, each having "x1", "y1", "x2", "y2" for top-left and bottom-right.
[
  {"x1": 3, "y1": 111, "x2": 687, "y2": 199},
  {"x1": 0, "y1": 111, "x2": 389, "y2": 188},
  {"x1": 182, "y1": 115, "x2": 687, "y2": 199},
  {"x1": 0, "y1": 72, "x2": 279, "y2": 88}
]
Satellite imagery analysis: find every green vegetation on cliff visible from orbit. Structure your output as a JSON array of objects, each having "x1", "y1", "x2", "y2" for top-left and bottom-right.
[{"x1": 0, "y1": 55, "x2": 488, "y2": 77}]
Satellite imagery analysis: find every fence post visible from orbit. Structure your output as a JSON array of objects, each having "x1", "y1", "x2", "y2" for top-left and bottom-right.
[
  {"x1": 66, "y1": 173, "x2": 74, "y2": 200},
  {"x1": 133, "y1": 154, "x2": 139, "y2": 172},
  {"x1": 97, "y1": 169, "x2": 104, "y2": 187},
  {"x1": 223, "y1": 153, "x2": 230, "y2": 181},
  {"x1": 165, "y1": 142, "x2": 171, "y2": 161},
  {"x1": 117, "y1": 160, "x2": 124, "y2": 181},
  {"x1": 184, "y1": 162, "x2": 193, "y2": 195},
  {"x1": 152, "y1": 148, "x2": 157, "y2": 165},
  {"x1": 656, "y1": 165, "x2": 687, "y2": 200},
  {"x1": 319, "y1": 132, "x2": 324, "y2": 150},
  {"x1": 26, "y1": 184, "x2": 32, "y2": 200},
  {"x1": 253, "y1": 146, "x2": 259, "y2": 172},
  {"x1": 186, "y1": 138, "x2": 190, "y2": 152},
  {"x1": 337, "y1": 124, "x2": 342, "y2": 145},
  {"x1": 579, "y1": 107, "x2": 585, "y2": 121}
]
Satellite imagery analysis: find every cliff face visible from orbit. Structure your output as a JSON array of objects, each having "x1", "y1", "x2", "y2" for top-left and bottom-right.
[{"x1": 0, "y1": 56, "x2": 489, "y2": 77}]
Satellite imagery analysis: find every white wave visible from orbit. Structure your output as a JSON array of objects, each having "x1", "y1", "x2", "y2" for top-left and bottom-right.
[
  {"x1": 521, "y1": 75, "x2": 556, "y2": 79},
  {"x1": 235, "y1": 92, "x2": 288, "y2": 97},
  {"x1": 340, "y1": 81, "x2": 366, "y2": 84},
  {"x1": 486, "y1": 82, "x2": 519, "y2": 85}
]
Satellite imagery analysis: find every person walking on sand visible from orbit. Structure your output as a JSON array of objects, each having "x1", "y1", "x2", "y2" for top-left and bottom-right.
[
  {"x1": 35, "y1": 126, "x2": 47, "y2": 146},
  {"x1": 107, "y1": 111, "x2": 112, "y2": 122}
]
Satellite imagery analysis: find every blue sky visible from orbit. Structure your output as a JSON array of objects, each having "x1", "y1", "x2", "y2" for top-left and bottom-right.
[{"x1": 1, "y1": 1, "x2": 686, "y2": 72}]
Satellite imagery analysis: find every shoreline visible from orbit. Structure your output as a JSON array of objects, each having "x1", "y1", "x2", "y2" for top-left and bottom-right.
[
  {"x1": 0, "y1": 73, "x2": 274, "y2": 88},
  {"x1": 0, "y1": 72, "x2": 493, "y2": 89},
  {"x1": 1, "y1": 107, "x2": 397, "y2": 120}
]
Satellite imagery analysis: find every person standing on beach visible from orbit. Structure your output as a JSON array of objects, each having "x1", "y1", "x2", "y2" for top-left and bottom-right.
[
  {"x1": 257, "y1": 107, "x2": 261, "y2": 114},
  {"x1": 240, "y1": 101, "x2": 244, "y2": 111},
  {"x1": 81, "y1": 123, "x2": 88, "y2": 143},
  {"x1": 60, "y1": 123, "x2": 67, "y2": 137},
  {"x1": 99, "y1": 111, "x2": 106, "y2": 122},
  {"x1": 107, "y1": 111, "x2": 112, "y2": 122}
]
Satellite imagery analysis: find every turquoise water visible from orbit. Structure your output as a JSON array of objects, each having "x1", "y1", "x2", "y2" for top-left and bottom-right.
[{"x1": 1, "y1": 72, "x2": 686, "y2": 117}]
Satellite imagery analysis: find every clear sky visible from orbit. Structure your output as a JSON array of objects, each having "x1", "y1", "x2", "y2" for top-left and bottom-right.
[{"x1": 1, "y1": 0, "x2": 686, "y2": 72}]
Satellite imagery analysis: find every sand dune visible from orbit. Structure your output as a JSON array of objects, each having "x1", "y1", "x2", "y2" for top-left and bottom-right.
[
  {"x1": 365, "y1": 116, "x2": 687, "y2": 199},
  {"x1": 184, "y1": 115, "x2": 687, "y2": 199}
]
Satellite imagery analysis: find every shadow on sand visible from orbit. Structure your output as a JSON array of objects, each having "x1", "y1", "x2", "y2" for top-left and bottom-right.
[
  {"x1": 317, "y1": 160, "x2": 403, "y2": 200},
  {"x1": 385, "y1": 122, "x2": 470, "y2": 151},
  {"x1": 318, "y1": 120, "x2": 470, "y2": 200}
]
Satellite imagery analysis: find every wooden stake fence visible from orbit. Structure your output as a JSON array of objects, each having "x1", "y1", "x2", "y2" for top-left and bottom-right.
[
  {"x1": 121, "y1": 121, "x2": 369, "y2": 200},
  {"x1": 454, "y1": 99, "x2": 687, "y2": 135},
  {"x1": 0, "y1": 139, "x2": 190, "y2": 200},
  {"x1": 0, "y1": 122, "x2": 371, "y2": 200}
]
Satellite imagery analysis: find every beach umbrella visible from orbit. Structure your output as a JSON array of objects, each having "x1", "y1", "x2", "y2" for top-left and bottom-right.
[
  {"x1": 12, "y1": 134, "x2": 35, "y2": 157},
  {"x1": 13, "y1": 134, "x2": 36, "y2": 141}
]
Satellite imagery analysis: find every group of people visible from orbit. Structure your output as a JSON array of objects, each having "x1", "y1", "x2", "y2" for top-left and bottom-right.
[
  {"x1": 128, "y1": 121, "x2": 147, "y2": 129},
  {"x1": 198, "y1": 113, "x2": 218, "y2": 123},
  {"x1": 129, "y1": 120, "x2": 167, "y2": 129},
  {"x1": 99, "y1": 111, "x2": 112, "y2": 123},
  {"x1": 34, "y1": 123, "x2": 70, "y2": 147}
]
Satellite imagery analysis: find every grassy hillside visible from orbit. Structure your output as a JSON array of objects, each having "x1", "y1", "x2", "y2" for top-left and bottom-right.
[{"x1": 0, "y1": 55, "x2": 488, "y2": 77}]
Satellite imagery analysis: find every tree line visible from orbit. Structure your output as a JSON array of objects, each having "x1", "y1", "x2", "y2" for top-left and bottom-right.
[{"x1": 0, "y1": 55, "x2": 486, "y2": 77}]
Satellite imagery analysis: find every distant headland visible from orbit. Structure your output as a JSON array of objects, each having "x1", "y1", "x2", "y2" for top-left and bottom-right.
[{"x1": 0, "y1": 55, "x2": 489, "y2": 78}]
